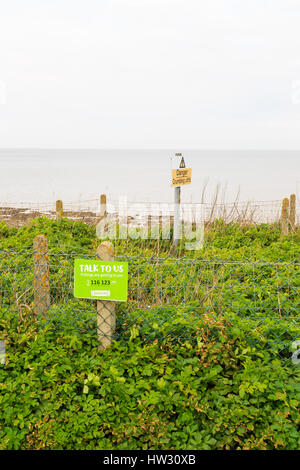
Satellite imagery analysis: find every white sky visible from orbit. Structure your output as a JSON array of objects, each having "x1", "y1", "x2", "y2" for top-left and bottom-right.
[{"x1": 1, "y1": 0, "x2": 300, "y2": 148}]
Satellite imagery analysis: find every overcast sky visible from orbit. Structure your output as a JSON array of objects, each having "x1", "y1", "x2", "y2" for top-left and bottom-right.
[{"x1": 1, "y1": 0, "x2": 300, "y2": 148}]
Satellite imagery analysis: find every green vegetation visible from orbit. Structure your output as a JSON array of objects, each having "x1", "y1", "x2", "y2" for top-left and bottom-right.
[{"x1": 0, "y1": 217, "x2": 299, "y2": 450}]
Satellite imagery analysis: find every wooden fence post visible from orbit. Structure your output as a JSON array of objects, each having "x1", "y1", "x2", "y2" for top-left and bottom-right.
[
  {"x1": 96, "y1": 241, "x2": 115, "y2": 349},
  {"x1": 281, "y1": 198, "x2": 289, "y2": 236},
  {"x1": 100, "y1": 194, "x2": 107, "y2": 220},
  {"x1": 147, "y1": 215, "x2": 152, "y2": 238},
  {"x1": 56, "y1": 200, "x2": 63, "y2": 222},
  {"x1": 159, "y1": 215, "x2": 163, "y2": 237},
  {"x1": 99, "y1": 194, "x2": 108, "y2": 234},
  {"x1": 33, "y1": 234, "x2": 50, "y2": 317},
  {"x1": 290, "y1": 194, "x2": 296, "y2": 231}
]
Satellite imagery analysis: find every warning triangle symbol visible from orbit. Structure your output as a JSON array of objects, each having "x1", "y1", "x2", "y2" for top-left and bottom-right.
[{"x1": 179, "y1": 157, "x2": 186, "y2": 168}]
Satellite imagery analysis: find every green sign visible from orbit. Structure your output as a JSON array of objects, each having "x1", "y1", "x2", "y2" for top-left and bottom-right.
[{"x1": 74, "y1": 259, "x2": 128, "y2": 302}]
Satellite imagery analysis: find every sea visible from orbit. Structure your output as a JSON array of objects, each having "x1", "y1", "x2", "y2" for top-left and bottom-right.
[{"x1": 0, "y1": 149, "x2": 299, "y2": 206}]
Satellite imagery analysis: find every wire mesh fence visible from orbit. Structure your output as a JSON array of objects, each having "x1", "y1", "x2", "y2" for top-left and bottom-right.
[
  {"x1": 1, "y1": 197, "x2": 299, "y2": 226},
  {"x1": 0, "y1": 248, "x2": 299, "y2": 363}
]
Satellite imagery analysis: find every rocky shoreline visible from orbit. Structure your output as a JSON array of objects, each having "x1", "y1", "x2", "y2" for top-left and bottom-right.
[{"x1": 0, "y1": 206, "x2": 99, "y2": 227}]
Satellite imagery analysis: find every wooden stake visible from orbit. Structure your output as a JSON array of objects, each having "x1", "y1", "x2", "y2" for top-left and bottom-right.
[
  {"x1": 33, "y1": 235, "x2": 50, "y2": 317},
  {"x1": 96, "y1": 241, "x2": 115, "y2": 349},
  {"x1": 290, "y1": 194, "x2": 296, "y2": 231},
  {"x1": 100, "y1": 194, "x2": 107, "y2": 220},
  {"x1": 147, "y1": 215, "x2": 152, "y2": 238},
  {"x1": 281, "y1": 198, "x2": 289, "y2": 236},
  {"x1": 56, "y1": 200, "x2": 63, "y2": 222}
]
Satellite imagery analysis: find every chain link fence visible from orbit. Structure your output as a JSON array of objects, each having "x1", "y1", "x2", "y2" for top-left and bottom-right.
[{"x1": 0, "y1": 247, "x2": 299, "y2": 362}]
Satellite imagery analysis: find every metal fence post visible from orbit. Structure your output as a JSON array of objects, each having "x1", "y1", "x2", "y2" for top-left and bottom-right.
[
  {"x1": 56, "y1": 200, "x2": 63, "y2": 222},
  {"x1": 281, "y1": 198, "x2": 289, "y2": 236},
  {"x1": 96, "y1": 241, "x2": 115, "y2": 349},
  {"x1": 173, "y1": 186, "x2": 181, "y2": 246},
  {"x1": 33, "y1": 234, "x2": 50, "y2": 317}
]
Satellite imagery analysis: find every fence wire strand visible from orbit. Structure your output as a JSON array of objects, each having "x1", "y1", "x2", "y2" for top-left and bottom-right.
[{"x1": 0, "y1": 249, "x2": 299, "y2": 362}]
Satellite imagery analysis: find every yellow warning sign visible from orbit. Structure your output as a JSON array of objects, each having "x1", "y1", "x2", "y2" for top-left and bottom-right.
[
  {"x1": 179, "y1": 157, "x2": 186, "y2": 168},
  {"x1": 172, "y1": 168, "x2": 192, "y2": 186}
]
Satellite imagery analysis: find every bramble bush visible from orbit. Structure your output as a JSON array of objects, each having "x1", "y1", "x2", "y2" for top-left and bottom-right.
[
  {"x1": 0, "y1": 310, "x2": 299, "y2": 450},
  {"x1": 0, "y1": 217, "x2": 299, "y2": 449}
]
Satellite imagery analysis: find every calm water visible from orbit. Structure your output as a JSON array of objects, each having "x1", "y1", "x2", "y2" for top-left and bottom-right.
[{"x1": 0, "y1": 149, "x2": 299, "y2": 205}]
